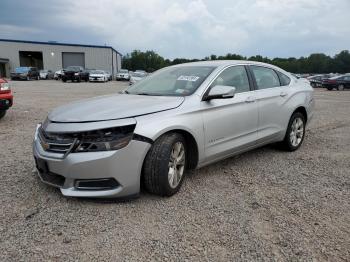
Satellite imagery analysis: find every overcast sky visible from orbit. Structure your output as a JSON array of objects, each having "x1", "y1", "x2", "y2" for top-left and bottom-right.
[{"x1": 1, "y1": 0, "x2": 349, "y2": 59}]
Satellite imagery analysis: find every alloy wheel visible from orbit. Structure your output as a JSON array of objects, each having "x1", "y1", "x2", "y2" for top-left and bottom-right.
[
  {"x1": 290, "y1": 117, "x2": 304, "y2": 147},
  {"x1": 168, "y1": 142, "x2": 185, "y2": 189}
]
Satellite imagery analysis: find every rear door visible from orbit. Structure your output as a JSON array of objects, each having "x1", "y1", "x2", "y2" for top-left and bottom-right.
[
  {"x1": 201, "y1": 65, "x2": 259, "y2": 163},
  {"x1": 249, "y1": 65, "x2": 290, "y2": 143}
]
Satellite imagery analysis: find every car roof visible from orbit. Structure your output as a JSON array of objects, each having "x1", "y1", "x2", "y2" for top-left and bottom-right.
[{"x1": 171, "y1": 60, "x2": 291, "y2": 75}]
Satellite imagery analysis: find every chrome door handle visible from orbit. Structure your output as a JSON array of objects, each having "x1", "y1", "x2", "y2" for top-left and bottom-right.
[
  {"x1": 280, "y1": 92, "x2": 288, "y2": 97},
  {"x1": 245, "y1": 96, "x2": 256, "y2": 103}
]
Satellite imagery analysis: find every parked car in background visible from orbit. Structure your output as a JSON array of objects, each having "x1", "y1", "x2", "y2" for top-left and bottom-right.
[
  {"x1": 82, "y1": 69, "x2": 95, "y2": 81},
  {"x1": 116, "y1": 69, "x2": 130, "y2": 81},
  {"x1": 10, "y1": 67, "x2": 40, "y2": 80},
  {"x1": 54, "y1": 69, "x2": 64, "y2": 80},
  {"x1": 0, "y1": 78, "x2": 13, "y2": 119},
  {"x1": 89, "y1": 70, "x2": 109, "y2": 82},
  {"x1": 129, "y1": 71, "x2": 147, "y2": 85},
  {"x1": 40, "y1": 70, "x2": 54, "y2": 80},
  {"x1": 307, "y1": 75, "x2": 324, "y2": 87},
  {"x1": 105, "y1": 71, "x2": 112, "y2": 81},
  {"x1": 62, "y1": 66, "x2": 88, "y2": 82},
  {"x1": 33, "y1": 61, "x2": 314, "y2": 198},
  {"x1": 322, "y1": 74, "x2": 350, "y2": 90}
]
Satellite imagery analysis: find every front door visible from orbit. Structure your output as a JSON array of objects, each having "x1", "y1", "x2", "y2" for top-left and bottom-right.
[{"x1": 201, "y1": 65, "x2": 259, "y2": 163}]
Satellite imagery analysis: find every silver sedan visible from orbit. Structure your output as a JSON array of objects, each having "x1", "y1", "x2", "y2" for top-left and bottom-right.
[{"x1": 33, "y1": 61, "x2": 314, "y2": 198}]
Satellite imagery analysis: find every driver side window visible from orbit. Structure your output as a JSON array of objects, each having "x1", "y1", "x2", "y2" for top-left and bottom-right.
[{"x1": 210, "y1": 66, "x2": 250, "y2": 93}]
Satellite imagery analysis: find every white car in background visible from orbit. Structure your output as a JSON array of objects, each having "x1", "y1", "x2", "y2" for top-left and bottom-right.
[
  {"x1": 105, "y1": 71, "x2": 112, "y2": 81},
  {"x1": 129, "y1": 71, "x2": 147, "y2": 85},
  {"x1": 116, "y1": 69, "x2": 130, "y2": 81},
  {"x1": 40, "y1": 70, "x2": 54, "y2": 79},
  {"x1": 54, "y1": 69, "x2": 64, "y2": 80},
  {"x1": 89, "y1": 70, "x2": 108, "y2": 82}
]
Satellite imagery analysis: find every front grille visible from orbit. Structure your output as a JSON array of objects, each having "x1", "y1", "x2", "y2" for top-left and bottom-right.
[{"x1": 38, "y1": 127, "x2": 77, "y2": 155}]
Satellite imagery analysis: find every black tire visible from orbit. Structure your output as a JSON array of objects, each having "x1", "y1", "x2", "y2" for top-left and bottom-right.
[
  {"x1": 0, "y1": 110, "x2": 6, "y2": 120},
  {"x1": 281, "y1": 112, "x2": 306, "y2": 151},
  {"x1": 326, "y1": 86, "x2": 333, "y2": 91},
  {"x1": 77, "y1": 77, "x2": 81, "y2": 83},
  {"x1": 143, "y1": 133, "x2": 187, "y2": 197},
  {"x1": 62, "y1": 78, "x2": 67, "y2": 82}
]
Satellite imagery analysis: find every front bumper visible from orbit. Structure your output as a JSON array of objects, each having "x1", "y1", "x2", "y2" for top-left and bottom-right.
[
  {"x1": 89, "y1": 77, "x2": 105, "y2": 82},
  {"x1": 11, "y1": 75, "x2": 27, "y2": 80},
  {"x1": 116, "y1": 76, "x2": 129, "y2": 80},
  {"x1": 33, "y1": 125, "x2": 151, "y2": 198},
  {"x1": 0, "y1": 93, "x2": 13, "y2": 110}
]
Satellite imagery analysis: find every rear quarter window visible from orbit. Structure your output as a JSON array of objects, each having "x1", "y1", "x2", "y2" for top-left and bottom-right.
[{"x1": 277, "y1": 71, "x2": 291, "y2": 86}]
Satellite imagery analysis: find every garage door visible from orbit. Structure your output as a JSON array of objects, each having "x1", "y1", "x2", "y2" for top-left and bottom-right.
[{"x1": 62, "y1": 52, "x2": 85, "y2": 68}]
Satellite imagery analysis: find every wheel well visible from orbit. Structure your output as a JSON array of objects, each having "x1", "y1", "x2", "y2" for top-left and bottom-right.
[{"x1": 293, "y1": 106, "x2": 307, "y2": 123}]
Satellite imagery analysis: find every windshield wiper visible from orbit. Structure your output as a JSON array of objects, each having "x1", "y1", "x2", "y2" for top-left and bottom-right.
[{"x1": 136, "y1": 93, "x2": 155, "y2": 96}]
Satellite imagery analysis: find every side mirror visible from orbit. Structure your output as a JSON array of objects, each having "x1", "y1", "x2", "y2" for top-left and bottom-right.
[{"x1": 203, "y1": 85, "x2": 236, "y2": 101}]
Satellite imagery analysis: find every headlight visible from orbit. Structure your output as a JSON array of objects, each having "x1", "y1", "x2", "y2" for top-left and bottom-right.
[
  {"x1": 73, "y1": 125, "x2": 136, "y2": 153},
  {"x1": 74, "y1": 73, "x2": 79, "y2": 76},
  {"x1": 0, "y1": 82, "x2": 10, "y2": 91}
]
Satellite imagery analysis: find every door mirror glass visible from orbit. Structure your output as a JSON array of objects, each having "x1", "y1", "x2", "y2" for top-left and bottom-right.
[{"x1": 203, "y1": 85, "x2": 236, "y2": 101}]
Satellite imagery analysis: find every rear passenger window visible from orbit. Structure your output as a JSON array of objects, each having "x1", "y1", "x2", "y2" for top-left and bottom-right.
[
  {"x1": 210, "y1": 66, "x2": 250, "y2": 93},
  {"x1": 251, "y1": 66, "x2": 280, "y2": 89},
  {"x1": 277, "y1": 71, "x2": 291, "y2": 86}
]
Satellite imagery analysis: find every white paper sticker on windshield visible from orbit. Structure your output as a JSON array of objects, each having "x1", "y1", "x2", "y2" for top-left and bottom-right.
[{"x1": 177, "y1": 75, "x2": 200, "y2": 82}]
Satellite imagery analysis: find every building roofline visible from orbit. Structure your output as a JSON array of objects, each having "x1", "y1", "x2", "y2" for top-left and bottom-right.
[{"x1": 0, "y1": 38, "x2": 122, "y2": 56}]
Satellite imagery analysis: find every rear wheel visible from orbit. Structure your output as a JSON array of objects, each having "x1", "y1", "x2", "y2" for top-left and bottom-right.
[
  {"x1": 0, "y1": 110, "x2": 6, "y2": 119},
  {"x1": 281, "y1": 112, "x2": 306, "y2": 151},
  {"x1": 143, "y1": 133, "x2": 186, "y2": 196},
  {"x1": 338, "y1": 84, "x2": 345, "y2": 91},
  {"x1": 326, "y1": 86, "x2": 333, "y2": 91}
]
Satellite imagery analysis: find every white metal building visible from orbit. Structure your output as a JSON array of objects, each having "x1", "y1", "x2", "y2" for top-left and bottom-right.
[{"x1": 0, "y1": 39, "x2": 122, "y2": 78}]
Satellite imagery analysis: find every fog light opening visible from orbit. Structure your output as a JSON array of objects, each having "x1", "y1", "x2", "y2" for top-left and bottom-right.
[{"x1": 75, "y1": 178, "x2": 119, "y2": 191}]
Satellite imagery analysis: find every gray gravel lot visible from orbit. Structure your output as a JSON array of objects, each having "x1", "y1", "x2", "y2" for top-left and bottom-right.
[{"x1": 0, "y1": 80, "x2": 349, "y2": 261}]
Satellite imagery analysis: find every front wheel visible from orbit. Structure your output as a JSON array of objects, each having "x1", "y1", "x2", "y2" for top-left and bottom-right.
[
  {"x1": 338, "y1": 84, "x2": 345, "y2": 91},
  {"x1": 143, "y1": 133, "x2": 186, "y2": 196},
  {"x1": 0, "y1": 110, "x2": 6, "y2": 119},
  {"x1": 281, "y1": 112, "x2": 306, "y2": 151},
  {"x1": 326, "y1": 86, "x2": 333, "y2": 91}
]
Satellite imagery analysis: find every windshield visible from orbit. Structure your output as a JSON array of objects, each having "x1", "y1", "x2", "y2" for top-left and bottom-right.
[
  {"x1": 131, "y1": 72, "x2": 146, "y2": 77},
  {"x1": 91, "y1": 70, "x2": 104, "y2": 74},
  {"x1": 127, "y1": 66, "x2": 215, "y2": 96},
  {"x1": 40, "y1": 70, "x2": 48, "y2": 73},
  {"x1": 119, "y1": 69, "x2": 128, "y2": 73},
  {"x1": 15, "y1": 67, "x2": 29, "y2": 73},
  {"x1": 65, "y1": 66, "x2": 81, "y2": 71}
]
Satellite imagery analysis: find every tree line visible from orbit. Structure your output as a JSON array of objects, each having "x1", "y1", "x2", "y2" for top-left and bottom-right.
[{"x1": 122, "y1": 50, "x2": 350, "y2": 74}]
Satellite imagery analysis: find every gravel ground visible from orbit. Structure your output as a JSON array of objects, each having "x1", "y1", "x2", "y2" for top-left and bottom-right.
[{"x1": 0, "y1": 80, "x2": 349, "y2": 261}]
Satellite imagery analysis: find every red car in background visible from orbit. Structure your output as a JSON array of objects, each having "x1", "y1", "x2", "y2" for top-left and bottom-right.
[{"x1": 0, "y1": 78, "x2": 13, "y2": 119}]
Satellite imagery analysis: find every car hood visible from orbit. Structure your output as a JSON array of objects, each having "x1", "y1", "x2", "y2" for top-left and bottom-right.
[{"x1": 48, "y1": 94, "x2": 185, "y2": 123}]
